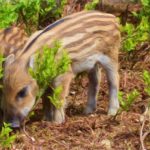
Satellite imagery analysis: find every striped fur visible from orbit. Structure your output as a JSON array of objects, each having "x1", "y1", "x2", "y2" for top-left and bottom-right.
[
  {"x1": 0, "y1": 25, "x2": 28, "y2": 113},
  {"x1": 19, "y1": 11, "x2": 120, "y2": 60},
  {"x1": 2, "y1": 11, "x2": 121, "y2": 127},
  {"x1": 0, "y1": 25, "x2": 28, "y2": 57}
]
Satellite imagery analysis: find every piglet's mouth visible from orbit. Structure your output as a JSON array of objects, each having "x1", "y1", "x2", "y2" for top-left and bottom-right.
[
  {"x1": 10, "y1": 120, "x2": 21, "y2": 128},
  {"x1": 4, "y1": 115, "x2": 24, "y2": 128}
]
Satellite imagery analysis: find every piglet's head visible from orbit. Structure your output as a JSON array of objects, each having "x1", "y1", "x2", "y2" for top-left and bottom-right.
[{"x1": 2, "y1": 54, "x2": 38, "y2": 128}]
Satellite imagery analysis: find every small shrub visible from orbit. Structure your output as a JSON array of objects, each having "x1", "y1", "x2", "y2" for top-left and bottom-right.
[
  {"x1": 121, "y1": 0, "x2": 150, "y2": 51},
  {"x1": 84, "y1": 0, "x2": 100, "y2": 10},
  {"x1": 0, "y1": 123, "x2": 16, "y2": 148},
  {"x1": 118, "y1": 89, "x2": 139, "y2": 111},
  {"x1": 0, "y1": 0, "x2": 67, "y2": 34},
  {"x1": 0, "y1": 0, "x2": 18, "y2": 29},
  {"x1": 29, "y1": 41, "x2": 70, "y2": 107},
  {"x1": 48, "y1": 86, "x2": 63, "y2": 109}
]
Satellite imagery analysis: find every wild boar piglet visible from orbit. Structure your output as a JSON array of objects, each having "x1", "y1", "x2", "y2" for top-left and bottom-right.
[{"x1": 2, "y1": 11, "x2": 121, "y2": 127}]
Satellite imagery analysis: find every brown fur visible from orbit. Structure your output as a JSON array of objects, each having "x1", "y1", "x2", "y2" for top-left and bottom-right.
[
  {"x1": 0, "y1": 25, "x2": 28, "y2": 125},
  {"x1": 0, "y1": 25, "x2": 28, "y2": 57},
  {"x1": 2, "y1": 11, "x2": 121, "y2": 127}
]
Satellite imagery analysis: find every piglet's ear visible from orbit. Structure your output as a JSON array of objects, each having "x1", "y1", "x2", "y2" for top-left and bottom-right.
[{"x1": 5, "y1": 54, "x2": 15, "y2": 67}]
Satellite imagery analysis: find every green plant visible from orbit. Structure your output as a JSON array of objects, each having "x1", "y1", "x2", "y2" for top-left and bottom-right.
[
  {"x1": 29, "y1": 41, "x2": 70, "y2": 108},
  {"x1": 118, "y1": 89, "x2": 139, "y2": 111},
  {"x1": 84, "y1": 0, "x2": 100, "y2": 10},
  {"x1": 0, "y1": 0, "x2": 39, "y2": 32},
  {"x1": 121, "y1": 0, "x2": 150, "y2": 51},
  {"x1": 143, "y1": 70, "x2": 150, "y2": 96},
  {"x1": 0, "y1": 0, "x2": 67, "y2": 34},
  {"x1": 121, "y1": 19, "x2": 149, "y2": 51},
  {"x1": 39, "y1": 0, "x2": 67, "y2": 24},
  {"x1": 0, "y1": 123, "x2": 16, "y2": 148},
  {"x1": 48, "y1": 86, "x2": 63, "y2": 109},
  {"x1": 0, "y1": 0, "x2": 17, "y2": 29}
]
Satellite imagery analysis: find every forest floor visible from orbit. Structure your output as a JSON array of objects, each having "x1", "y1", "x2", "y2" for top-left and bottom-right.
[{"x1": 11, "y1": 50, "x2": 150, "y2": 150}]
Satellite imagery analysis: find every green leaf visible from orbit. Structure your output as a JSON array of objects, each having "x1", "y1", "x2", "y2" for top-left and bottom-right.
[
  {"x1": 143, "y1": 70, "x2": 150, "y2": 96},
  {"x1": 141, "y1": 0, "x2": 149, "y2": 7},
  {"x1": 29, "y1": 41, "x2": 70, "y2": 108},
  {"x1": 118, "y1": 90, "x2": 139, "y2": 111},
  {"x1": 48, "y1": 86, "x2": 63, "y2": 109},
  {"x1": 0, "y1": 123, "x2": 16, "y2": 148},
  {"x1": 84, "y1": 0, "x2": 100, "y2": 10}
]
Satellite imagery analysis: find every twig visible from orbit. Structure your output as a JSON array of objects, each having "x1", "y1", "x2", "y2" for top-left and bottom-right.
[
  {"x1": 22, "y1": 123, "x2": 36, "y2": 143},
  {"x1": 51, "y1": 138, "x2": 69, "y2": 149},
  {"x1": 140, "y1": 115, "x2": 150, "y2": 150},
  {"x1": 21, "y1": 124, "x2": 43, "y2": 150},
  {"x1": 140, "y1": 116, "x2": 146, "y2": 150},
  {"x1": 143, "y1": 131, "x2": 150, "y2": 141}
]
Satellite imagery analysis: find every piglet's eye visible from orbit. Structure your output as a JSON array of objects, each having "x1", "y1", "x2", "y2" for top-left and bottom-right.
[{"x1": 17, "y1": 87, "x2": 28, "y2": 99}]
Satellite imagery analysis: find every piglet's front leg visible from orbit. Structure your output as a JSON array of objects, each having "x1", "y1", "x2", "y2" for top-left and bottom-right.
[{"x1": 43, "y1": 71, "x2": 74, "y2": 124}]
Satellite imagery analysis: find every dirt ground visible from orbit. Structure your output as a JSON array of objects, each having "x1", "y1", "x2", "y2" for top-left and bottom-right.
[{"x1": 10, "y1": 49, "x2": 150, "y2": 150}]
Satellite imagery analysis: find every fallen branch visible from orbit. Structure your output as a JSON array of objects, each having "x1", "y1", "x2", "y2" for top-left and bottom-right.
[
  {"x1": 140, "y1": 107, "x2": 150, "y2": 150},
  {"x1": 22, "y1": 123, "x2": 36, "y2": 143},
  {"x1": 140, "y1": 116, "x2": 146, "y2": 150}
]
